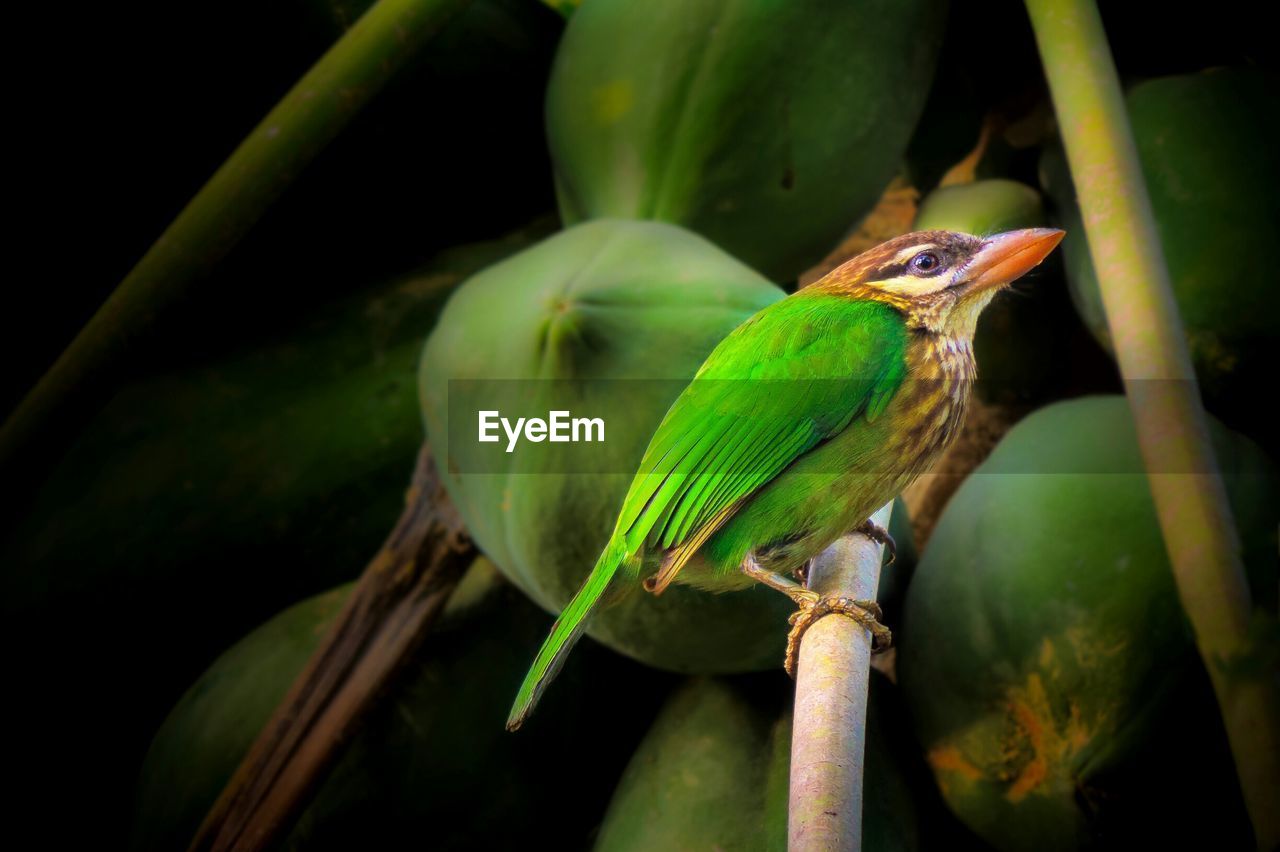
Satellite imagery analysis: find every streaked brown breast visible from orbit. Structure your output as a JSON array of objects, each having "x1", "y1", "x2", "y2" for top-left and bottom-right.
[{"x1": 889, "y1": 331, "x2": 976, "y2": 479}]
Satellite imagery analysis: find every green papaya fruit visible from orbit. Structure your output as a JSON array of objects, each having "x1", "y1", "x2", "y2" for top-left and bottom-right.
[
  {"x1": 913, "y1": 179, "x2": 1088, "y2": 404},
  {"x1": 1, "y1": 222, "x2": 550, "y2": 845},
  {"x1": 916, "y1": 180, "x2": 1043, "y2": 237},
  {"x1": 898, "y1": 395, "x2": 1278, "y2": 851},
  {"x1": 1041, "y1": 69, "x2": 1279, "y2": 437},
  {"x1": 420, "y1": 218, "x2": 801, "y2": 671},
  {"x1": 131, "y1": 583, "x2": 353, "y2": 852},
  {"x1": 132, "y1": 560, "x2": 670, "y2": 850},
  {"x1": 545, "y1": 0, "x2": 946, "y2": 281},
  {"x1": 594, "y1": 675, "x2": 922, "y2": 852}
]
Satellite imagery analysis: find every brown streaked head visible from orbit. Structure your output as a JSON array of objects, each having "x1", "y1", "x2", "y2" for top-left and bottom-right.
[{"x1": 813, "y1": 228, "x2": 1065, "y2": 337}]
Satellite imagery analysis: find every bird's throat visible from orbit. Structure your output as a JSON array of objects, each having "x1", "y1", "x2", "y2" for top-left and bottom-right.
[{"x1": 945, "y1": 289, "x2": 999, "y2": 339}]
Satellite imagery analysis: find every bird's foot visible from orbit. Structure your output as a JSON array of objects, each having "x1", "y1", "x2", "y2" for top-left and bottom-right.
[
  {"x1": 784, "y1": 596, "x2": 892, "y2": 678},
  {"x1": 853, "y1": 518, "x2": 896, "y2": 566}
]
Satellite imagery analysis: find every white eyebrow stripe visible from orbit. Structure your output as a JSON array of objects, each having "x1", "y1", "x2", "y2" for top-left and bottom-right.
[
  {"x1": 891, "y1": 244, "x2": 936, "y2": 264},
  {"x1": 874, "y1": 273, "x2": 950, "y2": 297}
]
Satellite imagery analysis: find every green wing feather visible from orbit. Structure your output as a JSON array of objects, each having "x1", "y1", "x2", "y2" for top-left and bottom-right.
[
  {"x1": 618, "y1": 294, "x2": 908, "y2": 589},
  {"x1": 507, "y1": 294, "x2": 906, "y2": 729}
]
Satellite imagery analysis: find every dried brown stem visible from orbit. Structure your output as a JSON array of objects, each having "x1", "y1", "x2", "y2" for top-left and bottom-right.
[{"x1": 189, "y1": 444, "x2": 475, "y2": 852}]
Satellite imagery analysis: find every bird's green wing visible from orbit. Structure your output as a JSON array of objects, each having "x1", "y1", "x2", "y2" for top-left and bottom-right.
[{"x1": 611, "y1": 294, "x2": 909, "y2": 590}]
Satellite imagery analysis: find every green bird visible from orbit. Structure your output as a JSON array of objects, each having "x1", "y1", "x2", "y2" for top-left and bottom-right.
[{"x1": 506, "y1": 227, "x2": 1064, "y2": 730}]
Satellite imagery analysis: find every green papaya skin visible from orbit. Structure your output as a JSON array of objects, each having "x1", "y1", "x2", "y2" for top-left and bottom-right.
[
  {"x1": 131, "y1": 561, "x2": 670, "y2": 851},
  {"x1": 1041, "y1": 69, "x2": 1280, "y2": 440},
  {"x1": 898, "y1": 396, "x2": 1277, "y2": 851},
  {"x1": 546, "y1": 0, "x2": 946, "y2": 281},
  {"x1": 421, "y1": 219, "x2": 803, "y2": 672},
  {"x1": 1, "y1": 223, "x2": 550, "y2": 846},
  {"x1": 594, "y1": 675, "x2": 922, "y2": 852}
]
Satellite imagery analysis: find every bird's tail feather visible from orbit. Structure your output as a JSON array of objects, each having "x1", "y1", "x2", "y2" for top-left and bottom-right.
[{"x1": 506, "y1": 538, "x2": 628, "y2": 731}]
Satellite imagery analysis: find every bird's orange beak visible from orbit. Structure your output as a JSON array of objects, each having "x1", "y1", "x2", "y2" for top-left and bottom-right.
[{"x1": 960, "y1": 228, "x2": 1065, "y2": 293}]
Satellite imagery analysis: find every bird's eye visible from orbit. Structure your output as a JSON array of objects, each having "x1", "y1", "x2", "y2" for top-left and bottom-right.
[{"x1": 910, "y1": 252, "x2": 942, "y2": 275}]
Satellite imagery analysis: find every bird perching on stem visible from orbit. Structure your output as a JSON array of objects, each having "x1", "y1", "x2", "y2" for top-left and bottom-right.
[{"x1": 506, "y1": 227, "x2": 1065, "y2": 731}]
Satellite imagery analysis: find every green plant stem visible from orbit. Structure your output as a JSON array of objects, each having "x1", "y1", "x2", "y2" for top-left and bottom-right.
[
  {"x1": 788, "y1": 502, "x2": 891, "y2": 852},
  {"x1": 0, "y1": 0, "x2": 472, "y2": 479},
  {"x1": 1025, "y1": 1, "x2": 1279, "y2": 847}
]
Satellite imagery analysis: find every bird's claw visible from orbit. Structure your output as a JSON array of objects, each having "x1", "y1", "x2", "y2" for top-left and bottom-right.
[
  {"x1": 854, "y1": 519, "x2": 896, "y2": 566},
  {"x1": 784, "y1": 596, "x2": 892, "y2": 678}
]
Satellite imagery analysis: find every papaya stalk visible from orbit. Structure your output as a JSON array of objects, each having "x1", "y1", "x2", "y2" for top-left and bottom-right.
[
  {"x1": 189, "y1": 445, "x2": 476, "y2": 852},
  {"x1": 0, "y1": 0, "x2": 472, "y2": 484},
  {"x1": 1025, "y1": 1, "x2": 1280, "y2": 846},
  {"x1": 788, "y1": 503, "x2": 892, "y2": 852}
]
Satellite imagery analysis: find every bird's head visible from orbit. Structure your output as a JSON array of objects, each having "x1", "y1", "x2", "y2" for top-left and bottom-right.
[{"x1": 816, "y1": 228, "x2": 1065, "y2": 338}]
